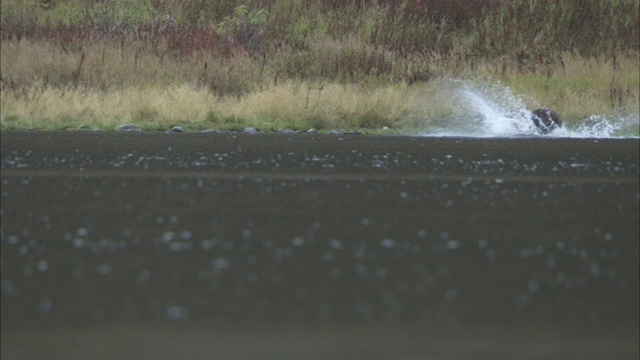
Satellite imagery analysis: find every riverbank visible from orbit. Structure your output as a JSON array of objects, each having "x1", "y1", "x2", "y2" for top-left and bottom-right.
[{"x1": 1, "y1": 1, "x2": 638, "y2": 132}]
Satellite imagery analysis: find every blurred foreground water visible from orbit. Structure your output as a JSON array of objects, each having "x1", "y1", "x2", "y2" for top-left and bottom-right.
[{"x1": 1, "y1": 131, "x2": 638, "y2": 359}]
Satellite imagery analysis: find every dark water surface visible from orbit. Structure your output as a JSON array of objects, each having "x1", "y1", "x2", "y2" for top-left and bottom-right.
[{"x1": 1, "y1": 131, "x2": 639, "y2": 359}]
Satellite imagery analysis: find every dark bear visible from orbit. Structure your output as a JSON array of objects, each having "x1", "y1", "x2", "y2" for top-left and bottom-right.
[{"x1": 531, "y1": 108, "x2": 562, "y2": 134}]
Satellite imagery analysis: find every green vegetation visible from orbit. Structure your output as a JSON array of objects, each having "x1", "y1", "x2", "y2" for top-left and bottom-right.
[{"x1": 1, "y1": 0, "x2": 638, "y2": 132}]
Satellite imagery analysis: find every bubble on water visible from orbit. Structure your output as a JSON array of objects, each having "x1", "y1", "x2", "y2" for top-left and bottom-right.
[
  {"x1": 485, "y1": 249, "x2": 495, "y2": 259},
  {"x1": 169, "y1": 241, "x2": 192, "y2": 251},
  {"x1": 439, "y1": 231, "x2": 449, "y2": 240},
  {"x1": 211, "y1": 258, "x2": 231, "y2": 269},
  {"x1": 322, "y1": 252, "x2": 335, "y2": 263},
  {"x1": 355, "y1": 264, "x2": 369, "y2": 277},
  {"x1": 76, "y1": 228, "x2": 89, "y2": 236},
  {"x1": 356, "y1": 300, "x2": 375, "y2": 321},
  {"x1": 222, "y1": 241, "x2": 235, "y2": 251},
  {"x1": 446, "y1": 240, "x2": 460, "y2": 250},
  {"x1": 375, "y1": 268, "x2": 388, "y2": 280},
  {"x1": 381, "y1": 238, "x2": 396, "y2": 248},
  {"x1": 271, "y1": 248, "x2": 286, "y2": 263},
  {"x1": 417, "y1": 229, "x2": 427, "y2": 238},
  {"x1": 570, "y1": 247, "x2": 579, "y2": 256},
  {"x1": 37, "y1": 260, "x2": 49, "y2": 272},
  {"x1": 200, "y1": 239, "x2": 215, "y2": 250},
  {"x1": 399, "y1": 191, "x2": 409, "y2": 199},
  {"x1": 180, "y1": 231, "x2": 192, "y2": 240},
  {"x1": 412, "y1": 244, "x2": 422, "y2": 254},
  {"x1": 39, "y1": 297, "x2": 53, "y2": 314},
  {"x1": 555, "y1": 272, "x2": 567, "y2": 284},
  {"x1": 166, "y1": 305, "x2": 189, "y2": 320},
  {"x1": 329, "y1": 239, "x2": 344, "y2": 250},
  {"x1": 247, "y1": 272, "x2": 258, "y2": 284},
  {"x1": 19, "y1": 245, "x2": 28, "y2": 255},
  {"x1": 590, "y1": 262, "x2": 602, "y2": 278},
  {"x1": 292, "y1": 237, "x2": 305, "y2": 247},
  {"x1": 97, "y1": 263, "x2": 112, "y2": 275},
  {"x1": 156, "y1": 216, "x2": 165, "y2": 225},
  {"x1": 478, "y1": 239, "x2": 487, "y2": 249},
  {"x1": 7, "y1": 235, "x2": 19, "y2": 244},
  {"x1": 520, "y1": 249, "x2": 532, "y2": 258},
  {"x1": 604, "y1": 233, "x2": 613, "y2": 241},
  {"x1": 72, "y1": 238, "x2": 86, "y2": 248},
  {"x1": 1, "y1": 280, "x2": 16, "y2": 295},
  {"x1": 162, "y1": 231, "x2": 176, "y2": 243},
  {"x1": 445, "y1": 288, "x2": 457, "y2": 301}
]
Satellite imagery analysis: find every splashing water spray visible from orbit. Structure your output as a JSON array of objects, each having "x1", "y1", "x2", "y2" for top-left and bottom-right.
[
  {"x1": 420, "y1": 80, "x2": 639, "y2": 139},
  {"x1": 458, "y1": 83, "x2": 536, "y2": 136}
]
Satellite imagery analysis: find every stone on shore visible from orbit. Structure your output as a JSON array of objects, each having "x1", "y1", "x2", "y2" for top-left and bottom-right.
[{"x1": 115, "y1": 124, "x2": 142, "y2": 132}]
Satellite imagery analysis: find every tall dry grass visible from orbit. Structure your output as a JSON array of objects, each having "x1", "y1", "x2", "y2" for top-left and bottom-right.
[
  {"x1": 1, "y1": 0, "x2": 638, "y2": 131},
  {"x1": 0, "y1": 81, "x2": 446, "y2": 131}
]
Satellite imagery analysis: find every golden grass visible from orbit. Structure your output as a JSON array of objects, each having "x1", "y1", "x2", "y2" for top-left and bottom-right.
[
  {"x1": 1, "y1": 38, "x2": 638, "y2": 132},
  {"x1": 0, "y1": 81, "x2": 451, "y2": 131},
  {"x1": 500, "y1": 53, "x2": 640, "y2": 121},
  {"x1": 5, "y1": 69, "x2": 636, "y2": 133}
]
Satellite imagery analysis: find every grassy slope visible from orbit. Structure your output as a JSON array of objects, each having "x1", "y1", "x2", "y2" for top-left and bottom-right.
[{"x1": 1, "y1": 0, "x2": 638, "y2": 132}]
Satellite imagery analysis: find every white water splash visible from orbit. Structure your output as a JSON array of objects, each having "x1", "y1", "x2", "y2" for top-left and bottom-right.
[
  {"x1": 568, "y1": 115, "x2": 636, "y2": 138},
  {"x1": 458, "y1": 84, "x2": 536, "y2": 136},
  {"x1": 420, "y1": 80, "x2": 639, "y2": 139}
]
